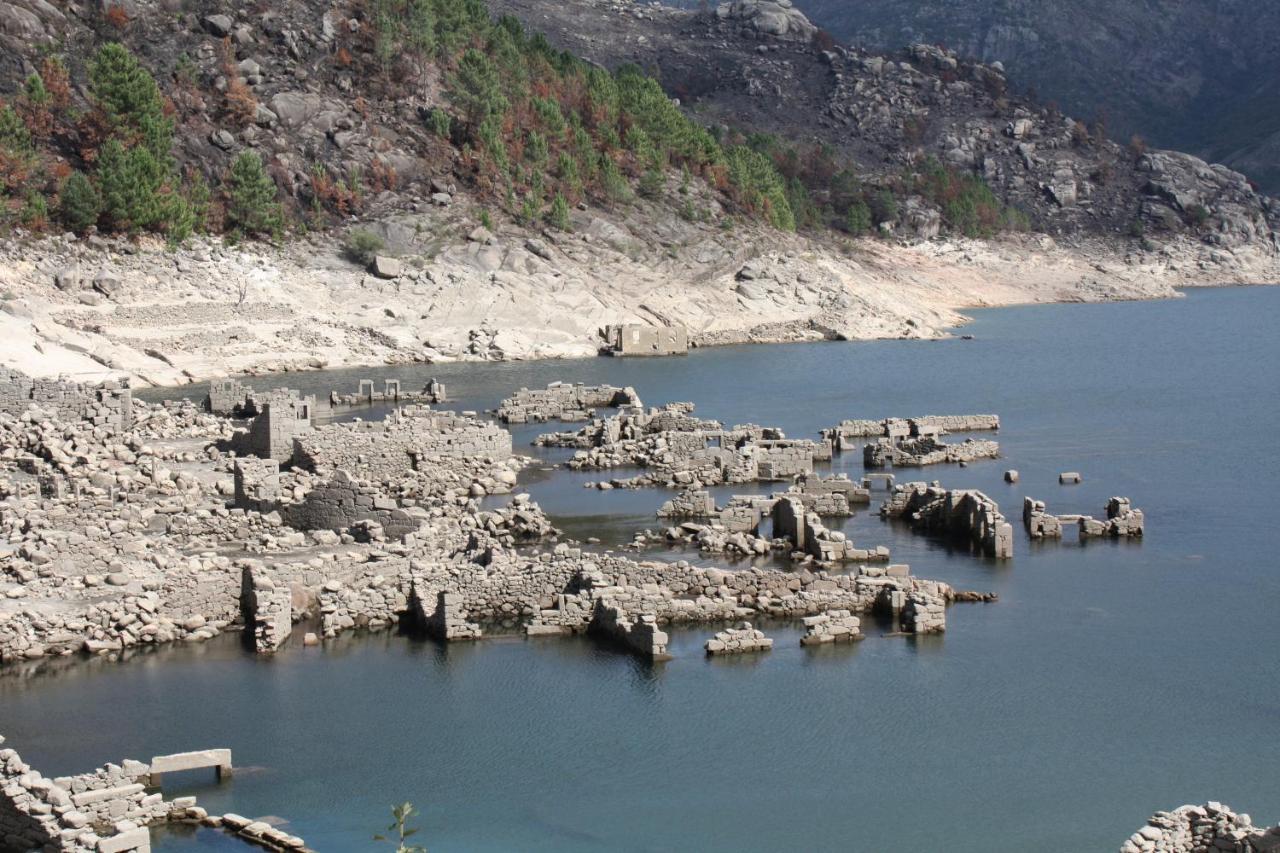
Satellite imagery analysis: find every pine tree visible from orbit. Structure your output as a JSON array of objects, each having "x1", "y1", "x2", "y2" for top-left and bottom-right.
[
  {"x1": 449, "y1": 49, "x2": 507, "y2": 130},
  {"x1": 225, "y1": 151, "x2": 283, "y2": 237},
  {"x1": 547, "y1": 193, "x2": 570, "y2": 231},
  {"x1": 96, "y1": 139, "x2": 167, "y2": 231},
  {"x1": 0, "y1": 106, "x2": 31, "y2": 154},
  {"x1": 59, "y1": 172, "x2": 102, "y2": 233},
  {"x1": 89, "y1": 43, "x2": 173, "y2": 160}
]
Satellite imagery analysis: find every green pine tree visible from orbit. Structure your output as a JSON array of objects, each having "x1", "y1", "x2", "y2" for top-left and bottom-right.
[
  {"x1": 89, "y1": 43, "x2": 173, "y2": 160},
  {"x1": 97, "y1": 139, "x2": 167, "y2": 231},
  {"x1": 225, "y1": 151, "x2": 283, "y2": 237},
  {"x1": 59, "y1": 171, "x2": 102, "y2": 233}
]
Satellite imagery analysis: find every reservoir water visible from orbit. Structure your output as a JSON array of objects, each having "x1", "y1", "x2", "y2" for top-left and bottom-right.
[{"x1": 3, "y1": 286, "x2": 1278, "y2": 852}]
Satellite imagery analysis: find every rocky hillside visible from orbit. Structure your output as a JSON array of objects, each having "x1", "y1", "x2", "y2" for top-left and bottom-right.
[
  {"x1": 0, "y1": 0, "x2": 1274, "y2": 388},
  {"x1": 494, "y1": 0, "x2": 1278, "y2": 257},
  {"x1": 779, "y1": 0, "x2": 1280, "y2": 194}
]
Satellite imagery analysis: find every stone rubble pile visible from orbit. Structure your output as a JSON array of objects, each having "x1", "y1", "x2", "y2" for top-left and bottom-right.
[
  {"x1": 1121, "y1": 802, "x2": 1280, "y2": 853},
  {"x1": 705, "y1": 621, "x2": 773, "y2": 655}
]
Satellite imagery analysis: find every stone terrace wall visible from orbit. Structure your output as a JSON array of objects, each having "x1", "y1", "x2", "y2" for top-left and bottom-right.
[{"x1": 292, "y1": 410, "x2": 511, "y2": 479}]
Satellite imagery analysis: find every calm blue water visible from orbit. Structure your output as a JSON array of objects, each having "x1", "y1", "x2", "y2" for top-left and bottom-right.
[{"x1": 5, "y1": 287, "x2": 1279, "y2": 852}]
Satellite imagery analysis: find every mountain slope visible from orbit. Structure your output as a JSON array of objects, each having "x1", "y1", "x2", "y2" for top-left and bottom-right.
[{"x1": 782, "y1": 0, "x2": 1280, "y2": 193}]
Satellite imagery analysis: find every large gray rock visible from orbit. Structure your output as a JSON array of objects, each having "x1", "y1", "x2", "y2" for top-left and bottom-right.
[
  {"x1": 202, "y1": 13, "x2": 233, "y2": 36},
  {"x1": 715, "y1": 0, "x2": 816, "y2": 41},
  {"x1": 370, "y1": 256, "x2": 402, "y2": 279}
]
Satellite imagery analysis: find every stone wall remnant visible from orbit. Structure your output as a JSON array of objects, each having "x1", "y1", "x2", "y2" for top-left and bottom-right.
[
  {"x1": 881, "y1": 482, "x2": 1013, "y2": 558},
  {"x1": 705, "y1": 622, "x2": 773, "y2": 655},
  {"x1": 603, "y1": 323, "x2": 689, "y2": 357},
  {"x1": 496, "y1": 382, "x2": 642, "y2": 423},
  {"x1": 800, "y1": 610, "x2": 863, "y2": 645}
]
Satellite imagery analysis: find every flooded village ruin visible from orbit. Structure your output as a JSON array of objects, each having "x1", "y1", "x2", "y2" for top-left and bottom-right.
[{"x1": 3, "y1": 326, "x2": 1275, "y2": 853}]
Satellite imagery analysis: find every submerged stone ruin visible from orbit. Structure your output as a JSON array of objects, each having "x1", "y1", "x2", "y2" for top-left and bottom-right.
[
  {"x1": 1122, "y1": 802, "x2": 1280, "y2": 853},
  {"x1": 0, "y1": 738, "x2": 303, "y2": 853},
  {"x1": 496, "y1": 381, "x2": 642, "y2": 424},
  {"x1": 1024, "y1": 496, "x2": 1145, "y2": 539},
  {"x1": 881, "y1": 482, "x2": 1014, "y2": 558},
  {"x1": 821, "y1": 414, "x2": 999, "y2": 453},
  {"x1": 602, "y1": 323, "x2": 689, "y2": 357},
  {"x1": 705, "y1": 622, "x2": 773, "y2": 655},
  {"x1": 863, "y1": 435, "x2": 1001, "y2": 468}
]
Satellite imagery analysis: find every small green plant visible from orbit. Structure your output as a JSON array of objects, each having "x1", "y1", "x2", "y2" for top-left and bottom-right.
[
  {"x1": 844, "y1": 200, "x2": 871, "y2": 236},
  {"x1": 479, "y1": 209, "x2": 493, "y2": 230},
  {"x1": 59, "y1": 171, "x2": 102, "y2": 233},
  {"x1": 344, "y1": 228, "x2": 386, "y2": 266},
  {"x1": 548, "y1": 192, "x2": 570, "y2": 230},
  {"x1": 373, "y1": 802, "x2": 427, "y2": 853},
  {"x1": 637, "y1": 167, "x2": 663, "y2": 200},
  {"x1": 426, "y1": 107, "x2": 451, "y2": 140}
]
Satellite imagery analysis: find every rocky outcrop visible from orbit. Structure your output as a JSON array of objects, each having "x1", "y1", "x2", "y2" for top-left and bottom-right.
[{"x1": 715, "y1": 0, "x2": 817, "y2": 42}]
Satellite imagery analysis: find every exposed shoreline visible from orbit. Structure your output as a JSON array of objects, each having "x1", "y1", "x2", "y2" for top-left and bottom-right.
[{"x1": 1, "y1": 214, "x2": 1275, "y2": 389}]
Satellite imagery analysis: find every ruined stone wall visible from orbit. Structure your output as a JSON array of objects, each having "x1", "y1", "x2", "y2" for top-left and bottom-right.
[
  {"x1": 881, "y1": 483, "x2": 1014, "y2": 558},
  {"x1": 496, "y1": 382, "x2": 640, "y2": 423},
  {"x1": 233, "y1": 458, "x2": 280, "y2": 512},
  {"x1": 0, "y1": 736, "x2": 155, "y2": 853},
  {"x1": 864, "y1": 436, "x2": 1000, "y2": 467},
  {"x1": 0, "y1": 367, "x2": 133, "y2": 430},
  {"x1": 242, "y1": 566, "x2": 292, "y2": 653},
  {"x1": 204, "y1": 379, "x2": 253, "y2": 416},
  {"x1": 605, "y1": 324, "x2": 689, "y2": 357},
  {"x1": 1121, "y1": 802, "x2": 1280, "y2": 853},
  {"x1": 279, "y1": 471, "x2": 422, "y2": 540},
  {"x1": 240, "y1": 395, "x2": 315, "y2": 461},
  {"x1": 292, "y1": 411, "x2": 511, "y2": 479}
]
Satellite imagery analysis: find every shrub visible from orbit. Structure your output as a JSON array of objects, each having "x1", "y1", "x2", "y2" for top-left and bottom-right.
[
  {"x1": 844, "y1": 200, "x2": 871, "y2": 235},
  {"x1": 548, "y1": 192, "x2": 570, "y2": 230},
  {"x1": 479, "y1": 208, "x2": 493, "y2": 230},
  {"x1": 637, "y1": 167, "x2": 663, "y2": 199},
  {"x1": 344, "y1": 228, "x2": 386, "y2": 265},
  {"x1": 225, "y1": 151, "x2": 283, "y2": 237},
  {"x1": 59, "y1": 171, "x2": 102, "y2": 232},
  {"x1": 426, "y1": 107, "x2": 451, "y2": 139},
  {"x1": 0, "y1": 106, "x2": 32, "y2": 154},
  {"x1": 724, "y1": 145, "x2": 794, "y2": 230}
]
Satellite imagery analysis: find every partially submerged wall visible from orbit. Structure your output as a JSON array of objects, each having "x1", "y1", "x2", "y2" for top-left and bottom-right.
[
  {"x1": 881, "y1": 483, "x2": 1013, "y2": 558},
  {"x1": 603, "y1": 324, "x2": 689, "y2": 357}
]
